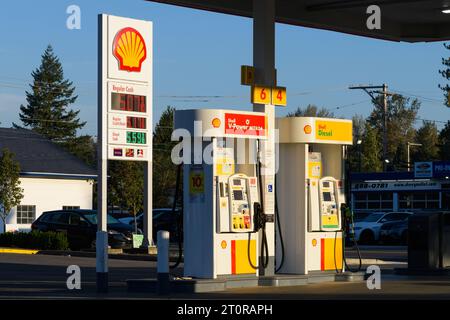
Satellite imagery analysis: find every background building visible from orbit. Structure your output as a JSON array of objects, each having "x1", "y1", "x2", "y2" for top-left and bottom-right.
[
  {"x1": 0, "y1": 128, "x2": 96, "y2": 233},
  {"x1": 350, "y1": 161, "x2": 450, "y2": 214}
]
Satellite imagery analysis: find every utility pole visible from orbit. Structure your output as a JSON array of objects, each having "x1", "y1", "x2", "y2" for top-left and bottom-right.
[
  {"x1": 349, "y1": 84, "x2": 391, "y2": 171},
  {"x1": 382, "y1": 84, "x2": 388, "y2": 172}
]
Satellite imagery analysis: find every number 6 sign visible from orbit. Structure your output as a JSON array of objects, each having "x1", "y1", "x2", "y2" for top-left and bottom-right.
[{"x1": 251, "y1": 85, "x2": 272, "y2": 104}]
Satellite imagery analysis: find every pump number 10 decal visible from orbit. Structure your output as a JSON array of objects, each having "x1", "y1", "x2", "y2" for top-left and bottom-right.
[{"x1": 189, "y1": 165, "x2": 205, "y2": 202}]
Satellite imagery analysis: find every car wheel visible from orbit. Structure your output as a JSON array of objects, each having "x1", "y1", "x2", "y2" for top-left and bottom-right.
[{"x1": 359, "y1": 230, "x2": 375, "y2": 245}]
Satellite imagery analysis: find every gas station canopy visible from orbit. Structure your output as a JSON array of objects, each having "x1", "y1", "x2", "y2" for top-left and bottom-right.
[{"x1": 148, "y1": 0, "x2": 450, "y2": 42}]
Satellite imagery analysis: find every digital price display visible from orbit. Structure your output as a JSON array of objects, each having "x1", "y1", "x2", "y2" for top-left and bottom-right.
[
  {"x1": 127, "y1": 116, "x2": 146, "y2": 129},
  {"x1": 111, "y1": 92, "x2": 146, "y2": 113},
  {"x1": 126, "y1": 131, "x2": 146, "y2": 144}
]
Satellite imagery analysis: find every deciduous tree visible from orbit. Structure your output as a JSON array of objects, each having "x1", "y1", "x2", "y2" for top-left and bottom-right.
[{"x1": 0, "y1": 149, "x2": 24, "y2": 233}]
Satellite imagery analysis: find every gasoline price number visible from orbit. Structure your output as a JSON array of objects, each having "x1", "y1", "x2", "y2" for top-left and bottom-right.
[{"x1": 126, "y1": 131, "x2": 146, "y2": 145}]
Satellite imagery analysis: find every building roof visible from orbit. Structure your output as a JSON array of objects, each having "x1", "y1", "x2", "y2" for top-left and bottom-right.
[
  {"x1": 0, "y1": 128, "x2": 96, "y2": 178},
  {"x1": 351, "y1": 171, "x2": 415, "y2": 181},
  {"x1": 148, "y1": 0, "x2": 450, "y2": 42}
]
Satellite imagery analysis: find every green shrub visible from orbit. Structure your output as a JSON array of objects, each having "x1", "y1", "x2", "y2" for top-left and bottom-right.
[{"x1": 0, "y1": 231, "x2": 69, "y2": 250}]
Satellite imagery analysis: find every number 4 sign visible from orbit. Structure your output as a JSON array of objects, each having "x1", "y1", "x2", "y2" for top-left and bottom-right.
[{"x1": 271, "y1": 87, "x2": 287, "y2": 106}]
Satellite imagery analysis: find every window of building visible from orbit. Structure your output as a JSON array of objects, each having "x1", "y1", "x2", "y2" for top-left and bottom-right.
[
  {"x1": 16, "y1": 205, "x2": 36, "y2": 224},
  {"x1": 398, "y1": 192, "x2": 439, "y2": 209},
  {"x1": 63, "y1": 206, "x2": 80, "y2": 210},
  {"x1": 353, "y1": 192, "x2": 393, "y2": 211}
]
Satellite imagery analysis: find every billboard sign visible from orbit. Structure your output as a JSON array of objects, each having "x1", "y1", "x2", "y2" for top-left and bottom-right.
[
  {"x1": 414, "y1": 162, "x2": 433, "y2": 178},
  {"x1": 101, "y1": 15, "x2": 152, "y2": 161}
]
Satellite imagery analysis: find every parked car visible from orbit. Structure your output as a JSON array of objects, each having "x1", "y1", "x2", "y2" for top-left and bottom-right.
[
  {"x1": 353, "y1": 211, "x2": 413, "y2": 244},
  {"x1": 109, "y1": 209, "x2": 133, "y2": 220},
  {"x1": 31, "y1": 209, "x2": 138, "y2": 250},
  {"x1": 128, "y1": 208, "x2": 182, "y2": 242},
  {"x1": 353, "y1": 212, "x2": 376, "y2": 222},
  {"x1": 379, "y1": 219, "x2": 409, "y2": 245}
]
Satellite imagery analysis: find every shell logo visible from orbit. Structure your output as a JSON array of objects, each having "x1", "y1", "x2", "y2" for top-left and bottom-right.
[
  {"x1": 304, "y1": 125, "x2": 312, "y2": 134},
  {"x1": 221, "y1": 240, "x2": 227, "y2": 249},
  {"x1": 113, "y1": 27, "x2": 147, "y2": 72},
  {"x1": 312, "y1": 239, "x2": 317, "y2": 247},
  {"x1": 212, "y1": 118, "x2": 221, "y2": 128}
]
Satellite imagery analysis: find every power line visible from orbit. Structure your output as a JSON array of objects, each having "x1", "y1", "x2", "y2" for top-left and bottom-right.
[{"x1": 329, "y1": 99, "x2": 370, "y2": 110}]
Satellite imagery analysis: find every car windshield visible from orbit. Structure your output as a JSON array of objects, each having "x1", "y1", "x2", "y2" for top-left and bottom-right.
[
  {"x1": 362, "y1": 213, "x2": 384, "y2": 222},
  {"x1": 82, "y1": 212, "x2": 121, "y2": 225}
]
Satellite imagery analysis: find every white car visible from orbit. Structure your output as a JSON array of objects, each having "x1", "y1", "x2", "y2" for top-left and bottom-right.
[{"x1": 353, "y1": 211, "x2": 413, "y2": 244}]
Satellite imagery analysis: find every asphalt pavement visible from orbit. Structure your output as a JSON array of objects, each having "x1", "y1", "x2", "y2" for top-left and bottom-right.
[{"x1": 1, "y1": 246, "x2": 449, "y2": 300}]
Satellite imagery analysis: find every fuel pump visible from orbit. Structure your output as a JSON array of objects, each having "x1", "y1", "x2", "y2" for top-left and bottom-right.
[
  {"x1": 276, "y1": 116, "x2": 353, "y2": 275},
  {"x1": 174, "y1": 109, "x2": 269, "y2": 279}
]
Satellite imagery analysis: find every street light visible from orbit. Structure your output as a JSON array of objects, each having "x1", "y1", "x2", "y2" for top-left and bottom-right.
[
  {"x1": 356, "y1": 139, "x2": 362, "y2": 172},
  {"x1": 407, "y1": 142, "x2": 422, "y2": 172}
]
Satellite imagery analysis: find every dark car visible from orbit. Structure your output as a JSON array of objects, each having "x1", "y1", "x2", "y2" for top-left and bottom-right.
[
  {"x1": 379, "y1": 219, "x2": 409, "y2": 245},
  {"x1": 129, "y1": 208, "x2": 182, "y2": 242},
  {"x1": 31, "y1": 209, "x2": 138, "y2": 250}
]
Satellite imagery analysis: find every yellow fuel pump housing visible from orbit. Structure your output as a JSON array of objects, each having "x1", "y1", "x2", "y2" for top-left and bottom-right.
[{"x1": 276, "y1": 117, "x2": 352, "y2": 274}]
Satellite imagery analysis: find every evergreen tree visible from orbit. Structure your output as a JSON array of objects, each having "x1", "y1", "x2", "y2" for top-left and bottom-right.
[
  {"x1": 287, "y1": 104, "x2": 335, "y2": 118},
  {"x1": 347, "y1": 115, "x2": 365, "y2": 172},
  {"x1": 413, "y1": 121, "x2": 440, "y2": 162},
  {"x1": 360, "y1": 123, "x2": 382, "y2": 172},
  {"x1": 153, "y1": 106, "x2": 179, "y2": 208},
  {"x1": 0, "y1": 149, "x2": 24, "y2": 233},
  {"x1": 439, "y1": 43, "x2": 450, "y2": 107},
  {"x1": 15, "y1": 45, "x2": 85, "y2": 142},
  {"x1": 439, "y1": 121, "x2": 450, "y2": 160},
  {"x1": 61, "y1": 135, "x2": 96, "y2": 167}
]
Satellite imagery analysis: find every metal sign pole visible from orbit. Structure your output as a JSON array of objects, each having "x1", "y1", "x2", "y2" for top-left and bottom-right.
[
  {"x1": 97, "y1": 14, "x2": 109, "y2": 293},
  {"x1": 253, "y1": 0, "x2": 276, "y2": 276}
]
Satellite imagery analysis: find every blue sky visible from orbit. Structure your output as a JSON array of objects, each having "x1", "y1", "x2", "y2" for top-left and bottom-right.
[{"x1": 0, "y1": 0, "x2": 449, "y2": 136}]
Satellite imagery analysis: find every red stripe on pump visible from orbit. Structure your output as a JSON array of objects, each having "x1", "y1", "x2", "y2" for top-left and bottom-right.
[
  {"x1": 231, "y1": 240, "x2": 236, "y2": 274},
  {"x1": 321, "y1": 238, "x2": 325, "y2": 271}
]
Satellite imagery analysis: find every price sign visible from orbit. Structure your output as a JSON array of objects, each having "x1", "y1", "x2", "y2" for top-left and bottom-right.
[
  {"x1": 271, "y1": 86, "x2": 287, "y2": 106},
  {"x1": 251, "y1": 85, "x2": 272, "y2": 104}
]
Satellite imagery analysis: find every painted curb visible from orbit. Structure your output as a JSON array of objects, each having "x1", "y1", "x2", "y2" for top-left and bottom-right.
[
  {"x1": 0, "y1": 248, "x2": 39, "y2": 255},
  {"x1": 346, "y1": 258, "x2": 407, "y2": 265}
]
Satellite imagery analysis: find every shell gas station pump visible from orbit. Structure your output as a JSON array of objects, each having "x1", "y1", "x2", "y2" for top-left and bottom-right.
[
  {"x1": 276, "y1": 117, "x2": 353, "y2": 274},
  {"x1": 174, "y1": 109, "x2": 269, "y2": 279}
]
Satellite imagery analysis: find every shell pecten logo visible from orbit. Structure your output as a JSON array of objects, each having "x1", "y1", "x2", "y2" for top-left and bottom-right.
[
  {"x1": 113, "y1": 27, "x2": 147, "y2": 72},
  {"x1": 304, "y1": 125, "x2": 312, "y2": 134},
  {"x1": 212, "y1": 118, "x2": 221, "y2": 128}
]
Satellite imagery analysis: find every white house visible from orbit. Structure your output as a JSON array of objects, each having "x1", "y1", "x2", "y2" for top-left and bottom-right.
[{"x1": 0, "y1": 128, "x2": 96, "y2": 233}]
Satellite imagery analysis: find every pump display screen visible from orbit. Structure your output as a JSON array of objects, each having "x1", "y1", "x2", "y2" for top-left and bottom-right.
[
  {"x1": 323, "y1": 181, "x2": 330, "y2": 187},
  {"x1": 111, "y1": 92, "x2": 146, "y2": 113},
  {"x1": 233, "y1": 190, "x2": 243, "y2": 200},
  {"x1": 233, "y1": 179, "x2": 241, "y2": 185},
  {"x1": 323, "y1": 192, "x2": 332, "y2": 202},
  {"x1": 126, "y1": 131, "x2": 147, "y2": 144}
]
